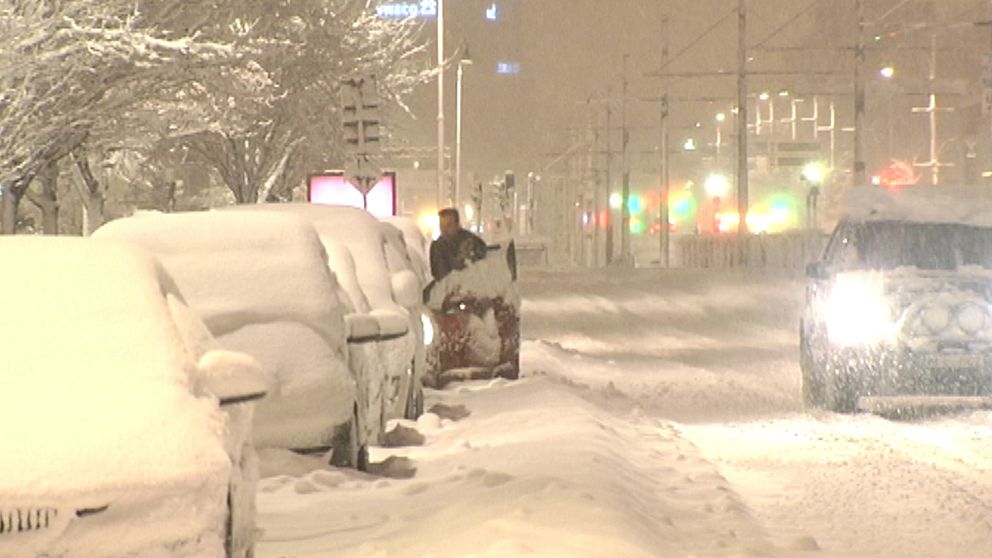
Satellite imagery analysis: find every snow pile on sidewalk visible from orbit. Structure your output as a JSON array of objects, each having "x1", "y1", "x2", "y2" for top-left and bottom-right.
[{"x1": 255, "y1": 376, "x2": 780, "y2": 557}]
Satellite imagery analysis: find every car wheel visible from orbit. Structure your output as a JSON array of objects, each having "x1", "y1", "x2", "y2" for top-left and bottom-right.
[
  {"x1": 823, "y1": 357, "x2": 859, "y2": 413},
  {"x1": 800, "y1": 330, "x2": 827, "y2": 409},
  {"x1": 330, "y1": 407, "x2": 370, "y2": 471}
]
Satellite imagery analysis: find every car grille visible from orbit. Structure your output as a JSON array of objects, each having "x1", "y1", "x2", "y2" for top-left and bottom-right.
[{"x1": 0, "y1": 507, "x2": 58, "y2": 534}]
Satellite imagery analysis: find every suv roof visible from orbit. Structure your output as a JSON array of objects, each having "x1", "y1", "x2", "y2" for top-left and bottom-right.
[{"x1": 841, "y1": 185, "x2": 992, "y2": 228}]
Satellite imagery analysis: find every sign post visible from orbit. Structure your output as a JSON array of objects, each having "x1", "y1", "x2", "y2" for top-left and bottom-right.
[{"x1": 341, "y1": 75, "x2": 382, "y2": 194}]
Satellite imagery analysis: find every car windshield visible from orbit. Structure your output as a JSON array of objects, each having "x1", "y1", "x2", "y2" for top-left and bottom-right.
[{"x1": 829, "y1": 221, "x2": 992, "y2": 271}]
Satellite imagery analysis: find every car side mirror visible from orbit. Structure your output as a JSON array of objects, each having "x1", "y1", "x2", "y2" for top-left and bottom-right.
[
  {"x1": 391, "y1": 269, "x2": 422, "y2": 308},
  {"x1": 806, "y1": 261, "x2": 828, "y2": 280},
  {"x1": 196, "y1": 350, "x2": 269, "y2": 406}
]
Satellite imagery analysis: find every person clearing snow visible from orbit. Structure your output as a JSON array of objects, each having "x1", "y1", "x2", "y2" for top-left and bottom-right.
[{"x1": 429, "y1": 208, "x2": 487, "y2": 281}]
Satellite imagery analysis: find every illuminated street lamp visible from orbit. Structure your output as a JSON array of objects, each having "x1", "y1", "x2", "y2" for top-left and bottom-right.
[
  {"x1": 454, "y1": 45, "x2": 473, "y2": 206},
  {"x1": 880, "y1": 66, "x2": 895, "y2": 79},
  {"x1": 801, "y1": 161, "x2": 829, "y2": 185},
  {"x1": 704, "y1": 173, "x2": 731, "y2": 199}
]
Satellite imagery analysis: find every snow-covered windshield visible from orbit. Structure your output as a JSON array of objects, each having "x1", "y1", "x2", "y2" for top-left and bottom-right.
[{"x1": 829, "y1": 221, "x2": 992, "y2": 271}]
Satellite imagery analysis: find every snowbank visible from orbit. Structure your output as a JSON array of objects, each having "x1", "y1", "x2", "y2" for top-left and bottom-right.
[
  {"x1": 0, "y1": 238, "x2": 230, "y2": 557},
  {"x1": 254, "y1": 376, "x2": 778, "y2": 557}
]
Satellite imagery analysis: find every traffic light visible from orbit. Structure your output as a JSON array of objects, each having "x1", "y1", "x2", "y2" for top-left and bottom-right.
[{"x1": 341, "y1": 75, "x2": 381, "y2": 153}]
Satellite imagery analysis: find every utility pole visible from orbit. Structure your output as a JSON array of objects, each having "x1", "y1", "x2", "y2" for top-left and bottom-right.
[
  {"x1": 591, "y1": 109, "x2": 603, "y2": 267},
  {"x1": 659, "y1": 15, "x2": 671, "y2": 268},
  {"x1": 736, "y1": 0, "x2": 749, "y2": 249},
  {"x1": 436, "y1": 0, "x2": 447, "y2": 207},
  {"x1": 853, "y1": 0, "x2": 867, "y2": 187},
  {"x1": 620, "y1": 54, "x2": 631, "y2": 264},
  {"x1": 605, "y1": 90, "x2": 615, "y2": 264},
  {"x1": 911, "y1": 33, "x2": 952, "y2": 185}
]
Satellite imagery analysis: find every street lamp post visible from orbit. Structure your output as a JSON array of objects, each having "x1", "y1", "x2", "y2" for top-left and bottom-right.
[
  {"x1": 455, "y1": 47, "x2": 473, "y2": 208},
  {"x1": 436, "y1": 0, "x2": 446, "y2": 208}
]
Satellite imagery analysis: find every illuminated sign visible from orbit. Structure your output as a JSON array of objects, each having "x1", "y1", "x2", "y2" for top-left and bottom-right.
[
  {"x1": 376, "y1": 0, "x2": 437, "y2": 19},
  {"x1": 308, "y1": 172, "x2": 397, "y2": 218},
  {"x1": 485, "y1": 3, "x2": 499, "y2": 21},
  {"x1": 497, "y1": 62, "x2": 520, "y2": 75}
]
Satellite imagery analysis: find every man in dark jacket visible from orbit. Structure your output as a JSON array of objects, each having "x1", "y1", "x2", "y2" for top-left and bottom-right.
[{"x1": 430, "y1": 208, "x2": 487, "y2": 280}]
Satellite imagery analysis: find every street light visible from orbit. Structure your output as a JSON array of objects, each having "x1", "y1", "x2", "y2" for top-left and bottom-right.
[
  {"x1": 801, "y1": 161, "x2": 828, "y2": 185},
  {"x1": 454, "y1": 45, "x2": 473, "y2": 207},
  {"x1": 704, "y1": 173, "x2": 731, "y2": 199},
  {"x1": 880, "y1": 66, "x2": 895, "y2": 79},
  {"x1": 436, "y1": 0, "x2": 446, "y2": 207},
  {"x1": 715, "y1": 112, "x2": 726, "y2": 159}
]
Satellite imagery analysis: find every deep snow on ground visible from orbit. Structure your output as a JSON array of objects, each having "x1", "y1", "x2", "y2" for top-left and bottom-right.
[{"x1": 257, "y1": 267, "x2": 992, "y2": 558}]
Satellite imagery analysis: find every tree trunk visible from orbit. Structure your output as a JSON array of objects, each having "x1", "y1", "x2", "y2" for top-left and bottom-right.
[
  {"x1": 71, "y1": 148, "x2": 106, "y2": 236},
  {"x1": 37, "y1": 161, "x2": 59, "y2": 235},
  {"x1": 0, "y1": 185, "x2": 21, "y2": 235}
]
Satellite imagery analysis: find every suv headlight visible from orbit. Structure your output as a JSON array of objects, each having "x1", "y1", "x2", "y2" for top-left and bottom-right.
[{"x1": 824, "y1": 274, "x2": 894, "y2": 347}]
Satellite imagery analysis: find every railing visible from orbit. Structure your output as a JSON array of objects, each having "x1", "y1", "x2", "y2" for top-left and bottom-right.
[{"x1": 676, "y1": 231, "x2": 828, "y2": 270}]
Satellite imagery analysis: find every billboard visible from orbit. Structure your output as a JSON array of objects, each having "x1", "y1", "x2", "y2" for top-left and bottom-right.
[{"x1": 308, "y1": 172, "x2": 397, "y2": 218}]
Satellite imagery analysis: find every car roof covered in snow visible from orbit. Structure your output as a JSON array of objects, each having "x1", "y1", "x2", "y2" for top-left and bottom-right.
[
  {"x1": 222, "y1": 204, "x2": 403, "y2": 313},
  {"x1": 95, "y1": 211, "x2": 346, "y2": 346},
  {"x1": 840, "y1": 186, "x2": 992, "y2": 228},
  {"x1": 380, "y1": 218, "x2": 430, "y2": 282},
  {"x1": 0, "y1": 237, "x2": 228, "y2": 498}
]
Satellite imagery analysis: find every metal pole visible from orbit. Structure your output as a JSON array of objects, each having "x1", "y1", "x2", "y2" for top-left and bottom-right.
[
  {"x1": 853, "y1": 0, "x2": 867, "y2": 186},
  {"x1": 455, "y1": 60, "x2": 465, "y2": 206},
  {"x1": 929, "y1": 33, "x2": 939, "y2": 185},
  {"x1": 591, "y1": 111, "x2": 602, "y2": 267},
  {"x1": 660, "y1": 15, "x2": 671, "y2": 268},
  {"x1": 620, "y1": 54, "x2": 631, "y2": 263},
  {"x1": 605, "y1": 91, "x2": 614, "y2": 264},
  {"x1": 436, "y1": 0, "x2": 446, "y2": 207},
  {"x1": 736, "y1": 0, "x2": 750, "y2": 247}
]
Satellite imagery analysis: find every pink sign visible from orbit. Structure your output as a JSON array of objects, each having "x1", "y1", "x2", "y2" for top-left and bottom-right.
[{"x1": 308, "y1": 173, "x2": 396, "y2": 217}]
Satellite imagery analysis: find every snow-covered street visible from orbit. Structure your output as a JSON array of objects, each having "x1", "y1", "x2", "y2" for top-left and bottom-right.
[{"x1": 254, "y1": 268, "x2": 992, "y2": 557}]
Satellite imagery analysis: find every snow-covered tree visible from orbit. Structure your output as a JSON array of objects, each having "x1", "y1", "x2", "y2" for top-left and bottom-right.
[
  {"x1": 0, "y1": 0, "x2": 243, "y2": 234},
  {"x1": 175, "y1": 0, "x2": 432, "y2": 204}
]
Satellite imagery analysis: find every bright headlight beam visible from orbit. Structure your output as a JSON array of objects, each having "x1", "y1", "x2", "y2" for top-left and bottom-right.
[{"x1": 824, "y1": 273, "x2": 893, "y2": 347}]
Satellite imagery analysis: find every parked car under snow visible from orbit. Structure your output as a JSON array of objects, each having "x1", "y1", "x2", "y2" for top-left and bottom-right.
[
  {"x1": 801, "y1": 186, "x2": 992, "y2": 413},
  {"x1": 223, "y1": 204, "x2": 429, "y2": 436},
  {"x1": 95, "y1": 212, "x2": 368, "y2": 468},
  {"x1": 0, "y1": 238, "x2": 266, "y2": 558}
]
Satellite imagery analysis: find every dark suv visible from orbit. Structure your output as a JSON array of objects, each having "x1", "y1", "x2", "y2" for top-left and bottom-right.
[{"x1": 801, "y1": 217, "x2": 992, "y2": 412}]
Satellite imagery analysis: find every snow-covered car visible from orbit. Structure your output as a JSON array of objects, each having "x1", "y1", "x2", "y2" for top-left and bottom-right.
[
  {"x1": 95, "y1": 211, "x2": 368, "y2": 468},
  {"x1": 801, "y1": 186, "x2": 992, "y2": 412},
  {"x1": 221, "y1": 204, "x2": 426, "y2": 437},
  {"x1": 424, "y1": 240, "x2": 521, "y2": 387},
  {"x1": 0, "y1": 238, "x2": 266, "y2": 558},
  {"x1": 381, "y1": 216, "x2": 432, "y2": 284}
]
